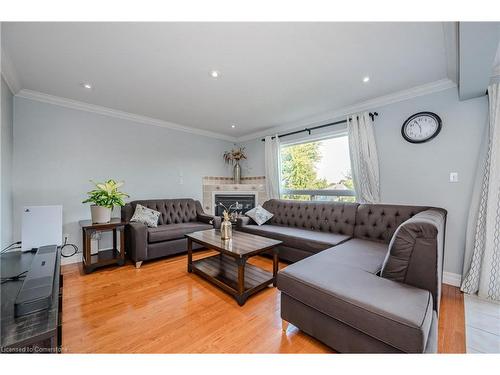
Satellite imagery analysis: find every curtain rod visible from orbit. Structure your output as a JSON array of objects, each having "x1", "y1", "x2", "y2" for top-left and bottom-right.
[{"x1": 261, "y1": 112, "x2": 378, "y2": 142}]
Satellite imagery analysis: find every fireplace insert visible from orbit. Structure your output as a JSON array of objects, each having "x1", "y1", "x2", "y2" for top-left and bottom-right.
[{"x1": 214, "y1": 194, "x2": 256, "y2": 217}]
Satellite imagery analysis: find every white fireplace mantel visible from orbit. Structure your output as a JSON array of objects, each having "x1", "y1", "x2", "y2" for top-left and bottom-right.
[{"x1": 202, "y1": 176, "x2": 267, "y2": 215}]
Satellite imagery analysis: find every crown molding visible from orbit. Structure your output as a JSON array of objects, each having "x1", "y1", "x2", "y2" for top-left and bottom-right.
[
  {"x1": 237, "y1": 78, "x2": 458, "y2": 142},
  {"x1": 13, "y1": 78, "x2": 457, "y2": 143},
  {"x1": 1, "y1": 48, "x2": 21, "y2": 94},
  {"x1": 16, "y1": 89, "x2": 238, "y2": 142}
]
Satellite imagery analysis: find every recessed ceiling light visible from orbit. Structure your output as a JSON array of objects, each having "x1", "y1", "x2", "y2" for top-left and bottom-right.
[
  {"x1": 231, "y1": 124, "x2": 236, "y2": 128},
  {"x1": 82, "y1": 83, "x2": 92, "y2": 89},
  {"x1": 363, "y1": 76, "x2": 370, "y2": 83},
  {"x1": 210, "y1": 70, "x2": 220, "y2": 78}
]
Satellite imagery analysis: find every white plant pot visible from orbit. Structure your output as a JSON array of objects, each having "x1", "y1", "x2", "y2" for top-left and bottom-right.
[{"x1": 90, "y1": 205, "x2": 111, "y2": 224}]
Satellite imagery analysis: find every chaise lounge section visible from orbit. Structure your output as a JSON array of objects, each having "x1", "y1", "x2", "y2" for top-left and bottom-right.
[
  {"x1": 122, "y1": 198, "x2": 220, "y2": 268},
  {"x1": 238, "y1": 199, "x2": 446, "y2": 353}
]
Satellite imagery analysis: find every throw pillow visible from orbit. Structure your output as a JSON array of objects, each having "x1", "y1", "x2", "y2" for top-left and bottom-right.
[
  {"x1": 130, "y1": 204, "x2": 161, "y2": 228},
  {"x1": 245, "y1": 205, "x2": 273, "y2": 226}
]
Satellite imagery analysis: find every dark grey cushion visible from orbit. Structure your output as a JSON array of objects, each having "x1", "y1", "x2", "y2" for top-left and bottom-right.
[
  {"x1": 277, "y1": 257, "x2": 433, "y2": 353},
  {"x1": 148, "y1": 222, "x2": 212, "y2": 243},
  {"x1": 319, "y1": 239, "x2": 388, "y2": 274},
  {"x1": 239, "y1": 224, "x2": 351, "y2": 253}
]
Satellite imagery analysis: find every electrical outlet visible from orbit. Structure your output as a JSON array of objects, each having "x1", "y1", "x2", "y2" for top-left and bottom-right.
[
  {"x1": 449, "y1": 172, "x2": 459, "y2": 183},
  {"x1": 63, "y1": 233, "x2": 70, "y2": 243}
]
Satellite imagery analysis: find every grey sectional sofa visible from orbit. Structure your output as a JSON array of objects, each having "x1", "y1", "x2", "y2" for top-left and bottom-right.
[
  {"x1": 237, "y1": 199, "x2": 446, "y2": 353},
  {"x1": 122, "y1": 198, "x2": 220, "y2": 268}
]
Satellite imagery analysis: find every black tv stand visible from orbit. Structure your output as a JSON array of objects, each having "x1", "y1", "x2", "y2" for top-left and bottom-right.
[{"x1": 1, "y1": 248, "x2": 62, "y2": 353}]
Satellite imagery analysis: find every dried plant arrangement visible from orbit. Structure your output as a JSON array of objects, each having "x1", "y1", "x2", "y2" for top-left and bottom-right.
[{"x1": 223, "y1": 146, "x2": 247, "y2": 165}]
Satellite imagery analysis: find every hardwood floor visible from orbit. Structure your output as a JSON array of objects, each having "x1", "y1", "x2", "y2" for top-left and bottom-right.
[
  {"x1": 61, "y1": 250, "x2": 465, "y2": 353},
  {"x1": 439, "y1": 283, "x2": 467, "y2": 353}
]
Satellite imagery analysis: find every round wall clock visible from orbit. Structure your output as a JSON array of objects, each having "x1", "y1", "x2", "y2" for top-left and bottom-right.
[{"x1": 401, "y1": 112, "x2": 442, "y2": 144}]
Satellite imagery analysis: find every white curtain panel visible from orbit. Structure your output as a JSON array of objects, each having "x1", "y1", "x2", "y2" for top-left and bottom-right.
[
  {"x1": 347, "y1": 112, "x2": 381, "y2": 203},
  {"x1": 461, "y1": 82, "x2": 500, "y2": 301},
  {"x1": 264, "y1": 135, "x2": 281, "y2": 199}
]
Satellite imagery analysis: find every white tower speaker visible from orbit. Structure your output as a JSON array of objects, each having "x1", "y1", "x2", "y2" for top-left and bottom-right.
[{"x1": 21, "y1": 205, "x2": 63, "y2": 251}]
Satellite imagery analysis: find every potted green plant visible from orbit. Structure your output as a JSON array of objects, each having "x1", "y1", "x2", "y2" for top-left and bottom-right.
[{"x1": 82, "y1": 179, "x2": 129, "y2": 223}]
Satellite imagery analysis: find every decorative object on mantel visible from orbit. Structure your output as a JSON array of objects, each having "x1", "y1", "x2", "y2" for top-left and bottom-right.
[
  {"x1": 82, "y1": 179, "x2": 129, "y2": 223},
  {"x1": 218, "y1": 202, "x2": 240, "y2": 240},
  {"x1": 223, "y1": 146, "x2": 247, "y2": 184}
]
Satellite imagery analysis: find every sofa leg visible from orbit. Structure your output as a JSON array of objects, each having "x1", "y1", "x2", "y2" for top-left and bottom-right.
[
  {"x1": 135, "y1": 261, "x2": 143, "y2": 269},
  {"x1": 282, "y1": 319, "x2": 289, "y2": 332}
]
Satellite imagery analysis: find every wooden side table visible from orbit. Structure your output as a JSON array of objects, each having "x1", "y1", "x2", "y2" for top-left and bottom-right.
[{"x1": 79, "y1": 218, "x2": 126, "y2": 274}]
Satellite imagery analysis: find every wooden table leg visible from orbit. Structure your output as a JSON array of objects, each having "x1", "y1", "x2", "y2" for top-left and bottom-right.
[
  {"x1": 112, "y1": 228, "x2": 117, "y2": 251},
  {"x1": 273, "y1": 248, "x2": 279, "y2": 287},
  {"x1": 84, "y1": 229, "x2": 92, "y2": 274},
  {"x1": 236, "y1": 257, "x2": 247, "y2": 306},
  {"x1": 187, "y1": 238, "x2": 193, "y2": 273},
  {"x1": 82, "y1": 229, "x2": 86, "y2": 268},
  {"x1": 118, "y1": 226, "x2": 125, "y2": 266}
]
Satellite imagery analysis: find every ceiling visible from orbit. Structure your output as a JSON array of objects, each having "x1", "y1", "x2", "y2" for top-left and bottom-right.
[{"x1": 2, "y1": 22, "x2": 451, "y2": 139}]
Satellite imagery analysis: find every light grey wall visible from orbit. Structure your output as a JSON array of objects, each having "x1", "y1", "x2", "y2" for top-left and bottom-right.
[
  {"x1": 1, "y1": 76, "x2": 14, "y2": 248},
  {"x1": 13, "y1": 97, "x2": 232, "y2": 261},
  {"x1": 241, "y1": 87, "x2": 488, "y2": 275},
  {"x1": 375, "y1": 88, "x2": 487, "y2": 275},
  {"x1": 239, "y1": 138, "x2": 265, "y2": 176}
]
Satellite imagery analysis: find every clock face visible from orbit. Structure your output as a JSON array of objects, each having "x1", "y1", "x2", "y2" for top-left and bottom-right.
[{"x1": 402, "y1": 112, "x2": 442, "y2": 143}]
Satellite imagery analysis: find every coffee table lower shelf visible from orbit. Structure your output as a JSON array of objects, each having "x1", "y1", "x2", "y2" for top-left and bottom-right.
[{"x1": 190, "y1": 254, "x2": 274, "y2": 306}]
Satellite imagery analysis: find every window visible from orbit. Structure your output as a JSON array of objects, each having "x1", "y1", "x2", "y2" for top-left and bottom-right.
[{"x1": 280, "y1": 134, "x2": 356, "y2": 202}]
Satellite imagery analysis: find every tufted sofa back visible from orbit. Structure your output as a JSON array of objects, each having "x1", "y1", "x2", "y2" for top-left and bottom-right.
[
  {"x1": 262, "y1": 199, "x2": 358, "y2": 236},
  {"x1": 122, "y1": 199, "x2": 202, "y2": 225},
  {"x1": 354, "y1": 204, "x2": 430, "y2": 243}
]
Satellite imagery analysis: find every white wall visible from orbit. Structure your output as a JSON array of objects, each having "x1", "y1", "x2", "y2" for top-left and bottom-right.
[
  {"x1": 241, "y1": 87, "x2": 488, "y2": 276},
  {"x1": 1, "y1": 76, "x2": 14, "y2": 248},
  {"x1": 13, "y1": 97, "x2": 232, "y2": 262}
]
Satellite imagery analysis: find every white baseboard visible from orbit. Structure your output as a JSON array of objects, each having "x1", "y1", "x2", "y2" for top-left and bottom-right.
[
  {"x1": 60, "y1": 247, "x2": 115, "y2": 266},
  {"x1": 61, "y1": 252, "x2": 82, "y2": 266},
  {"x1": 443, "y1": 272, "x2": 462, "y2": 287}
]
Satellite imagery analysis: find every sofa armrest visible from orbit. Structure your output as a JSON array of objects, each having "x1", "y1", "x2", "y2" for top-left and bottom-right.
[
  {"x1": 121, "y1": 203, "x2": 134, "y2": 222},
  {"x1": 236, "y1": 216, "x2": 254, "y2": 228},
  {"x1": 381, "y1": 208, "x2": 446, "y2": 313},
  {"x1": 125, "y1": 222, "x2": 148, "y2": 262},
  {"x1": 197, "y1": 212, "x2": 221, "y2": 229},
  {"x1": 194, "y1": 200, "x2": 221, "y2": 228}
]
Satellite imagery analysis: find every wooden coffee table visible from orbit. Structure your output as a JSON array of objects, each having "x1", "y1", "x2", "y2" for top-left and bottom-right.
[{"x1": 185, "y1": 229, "x2": 282, "y2": 306}]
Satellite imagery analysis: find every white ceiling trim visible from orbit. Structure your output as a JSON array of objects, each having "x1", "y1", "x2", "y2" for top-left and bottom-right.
[
  {"x1": 1, "y1": 47, "x2": 21, "y2": 94},
  {"x1": 237, "y1": 78, "x2": 457, "y2": 142},
  {"x1": 15, "y1": 89, "x2": 238, "y2": 142},
  {"x1": 14, "y1": 79, "x2": 457, "y2": 144}
]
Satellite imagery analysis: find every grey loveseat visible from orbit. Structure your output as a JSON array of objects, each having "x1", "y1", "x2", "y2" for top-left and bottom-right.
[
  {"x1": 122, "y1": 198, "x2": 220, "y2": 268},
  {"x1": 237, "y1": 199, "x2": 446, "y2": 353}
]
